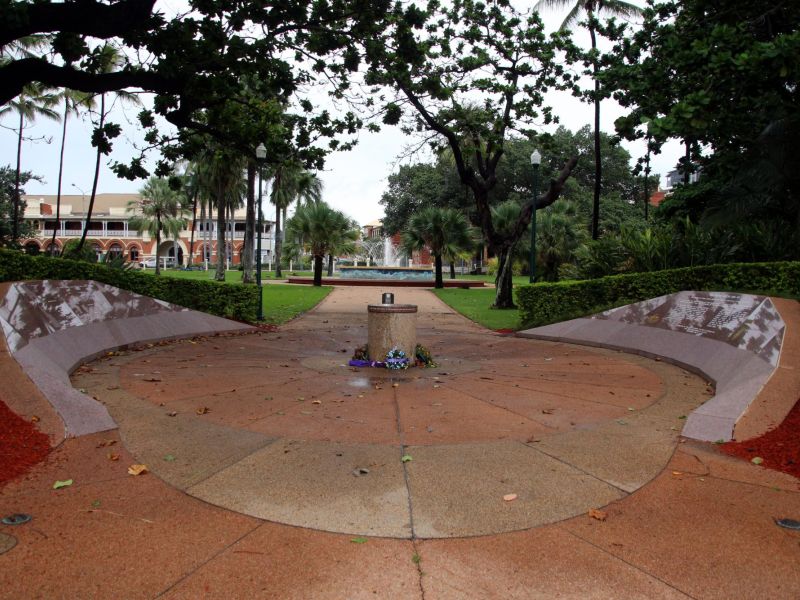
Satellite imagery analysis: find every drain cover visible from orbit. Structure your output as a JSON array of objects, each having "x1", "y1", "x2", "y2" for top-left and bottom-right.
[
  {"x1": 775, "y1": 518, "x2": 800, "y2": 530},
  {"x1": 1, "y1": 513, "x2": 31, "y2": 526},
  {"x1": 0, "y1": 533, "x2": 17, "y2": 555}
]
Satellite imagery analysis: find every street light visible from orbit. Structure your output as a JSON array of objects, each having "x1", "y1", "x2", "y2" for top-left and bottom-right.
[
  {"x1": 255, "y1": 143, "x2": 267, "y2": 321},
  {"x1": 529, "y1": 149, "x2": 541, "y2": 284}
]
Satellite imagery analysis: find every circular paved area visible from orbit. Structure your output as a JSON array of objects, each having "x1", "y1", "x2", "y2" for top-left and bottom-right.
[{"x1": 72, "y1": 287, "x2": 709, "y2": 538}]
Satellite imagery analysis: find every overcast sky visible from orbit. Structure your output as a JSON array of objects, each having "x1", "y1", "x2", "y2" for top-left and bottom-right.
[{"x1": 0, "y1": 1, "x2": 681, "y2": 226}]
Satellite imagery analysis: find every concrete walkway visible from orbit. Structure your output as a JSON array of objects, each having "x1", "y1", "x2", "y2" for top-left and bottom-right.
[{"x1": 1, "y1": 286, "x2": 798, "y2": 598}]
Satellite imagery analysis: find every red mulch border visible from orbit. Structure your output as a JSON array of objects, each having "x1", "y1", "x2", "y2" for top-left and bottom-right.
[
  {"x1": 0, "y1": 399, "x2": 51, "y2": 487},
  {"x1": 721, "y1": 397, "x2": 800, "y2": 479}
]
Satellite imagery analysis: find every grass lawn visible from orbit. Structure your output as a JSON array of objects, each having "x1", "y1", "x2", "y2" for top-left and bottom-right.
[
  {"x1": 433, "y1": 288, "x2": 520, "y2": 331},
  {"x1": 152, "y1": 268, "x2": 314, "y2": 282},
  {"x1": 261, "y1": 284, "x2": 331, "y2": 324},
  {"x1": 142, "y1": 268, "x2": 328, "y2": 324},
  {"x1": 455, "y1": 273, "x2": 529, "y2": 286}
]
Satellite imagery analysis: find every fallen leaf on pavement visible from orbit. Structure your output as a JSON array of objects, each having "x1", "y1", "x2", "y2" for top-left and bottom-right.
[
  {"x1": 107, "y1": 453, "x2": 119, "y2": 461},
  {"x1": 53, "y1": 479, "x2": 73, "y2": 489},
  {"x1": 588, "y1": 508, "x2": 607, "y2": 521},
  {"x1": 30, "y1": 415, "x2": 40, "y2": 423},
  {"x1": 128, "y1": 464, "x2": 148, "y2": 476},
  {"x1": 401, "y1": 454, "x2": 413, "y2": 463},
  {"x1": 503, "y1": 493, "x2": 518, "y2": 502},
  {"x1": 350, "y1": 537, "x2": 368, "y2": 544},
  {"x1": 196, "y1": 407, "x2": 210, "y2": 415},
  {"x1": 751, "y1": 457, "x2": 764, "y2": 465}
]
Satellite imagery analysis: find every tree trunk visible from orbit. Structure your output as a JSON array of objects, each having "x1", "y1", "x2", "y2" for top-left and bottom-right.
[
  {"x1": 327, "y1": 253, "x2": 333, "y2": 276},
  {"x1": 154, "y1": 214, "x2": 162, "y2": 276},
  {"x1": 53, "y1": 96, "x2": 69, "y2": 252},
  {"x1": 493, "y1": 246, "x2": 516, "y2": 309},
  {"x1": 643, "y1": 139, "x2": 651, "y2": 220},
  {"x1": 188, "y1": 188, "x2": 198, "y2": 267},
  {"x1": 242, "y1": 162, "x2": 256, "y2": 283},
  {"x1": 449, "y1": 261, "x2": 456, "y2": 279},
  {"x1": 313, "y1": 254, "x2": 323, "y2": 286},
  {"x1": 433, "y1": 254, "x2": 444, "y2": 288},
  {"x1": 589, "y1": 21, "x2": 602, "y2": 241},
  {"x1": 683, "y1": 140, "x2": 691, "y2": 185},
  {"x1": 78, "y1": 93, "x2": 105, "y2": 252},
  {"x1": 12, "y1": 111, "x2": 23, "y2": 244},
  {"x1": 274, "y1": 204, "x2": 283, "y2": 279},
  {"x1": 215, "y1": 185, "x2": 226, "y2": 281}
]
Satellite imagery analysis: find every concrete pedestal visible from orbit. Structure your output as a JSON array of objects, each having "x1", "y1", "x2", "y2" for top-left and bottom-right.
[{"x1": 367, "y1": 304, "x2": 418, "y2": 363}]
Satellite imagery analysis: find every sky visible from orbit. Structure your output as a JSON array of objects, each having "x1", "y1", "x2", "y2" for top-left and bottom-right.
[{"x1": 0, "y1": 1, "x2": 681, "y2": 227}]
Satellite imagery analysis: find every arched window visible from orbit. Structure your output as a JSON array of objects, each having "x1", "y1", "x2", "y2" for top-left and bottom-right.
[
  {"x1": 24, "y1": 242, "x2": 40, "y2": 255},
  {"x1": 45, "y1": 242, "x2": 60, "y2": 256},
  {"x1": 129, "y1": 246, "x2": 140, "y2": 262},
  {"x1": 108, "y1": 243, "x2": 123, "y2": 259}
]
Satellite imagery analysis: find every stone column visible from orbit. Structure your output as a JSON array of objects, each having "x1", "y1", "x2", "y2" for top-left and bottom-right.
[{"x1": 367, "y1": 304, "x2": 418, "y2": 363}]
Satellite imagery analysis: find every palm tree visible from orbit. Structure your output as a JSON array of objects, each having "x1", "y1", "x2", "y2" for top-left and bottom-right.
[
  {"x1": 267, "y1": 161, "x2": 324, "y2": 278},
  {"x1": 52, "y1": 89, "x2": 94, "y2": 251},
  {"x1": 535, "y1": 0, "x2": 643, "y2": 240},
  {"x1": 285, "y1": 202, "x2": 359, "y2": 286},
  {"x1": 490, "y1": 200, "x2": 525, "y2": 307},
  {"x1": 127, "y1": 177, "x2": 188, "y2": 276},
  {"x1": 194, "y1": 146, "x2": 246, "y2": 281},
  {"x1": 535, "y1": 199, "x2": 587, "y2": 280},
  {"x1": 402, "y1": 206, "x2": 475, "y2": 289},
  {"x1": 77, "y1": 44, "x2": 141, "y2": 252},
  {"x1": 0, "y1": 82, "x2": 60, "y2": 243}
]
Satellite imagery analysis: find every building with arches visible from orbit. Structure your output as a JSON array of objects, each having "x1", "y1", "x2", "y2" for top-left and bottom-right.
[{"x1": 20, "y1": 193, "x2": 276, "y2": 268}]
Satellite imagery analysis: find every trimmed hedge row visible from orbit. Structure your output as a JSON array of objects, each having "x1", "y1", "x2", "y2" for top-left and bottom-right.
[
  {"x1": 0, "y1": 249, "x2": 259, "y2": 322},
  {"x1": 516, "y1": 261, "x2": 800, "y2": 328}
]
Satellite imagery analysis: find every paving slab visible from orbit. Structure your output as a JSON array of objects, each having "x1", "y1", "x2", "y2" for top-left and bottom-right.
[
  {"x1": 562, "y1": 462, "x2": 800, "y2": 600},
  {"x1": 417, "y1": 527, "x2": 691, "y2": 599},
  {"x1": 188, "y1": 439, "x2": 413, "y2": 537},
  {"x1": 406, "y1": 440, "x2": 625, "y2": 538},
  {"x1": 160, "y1": 521, "x2": 421, "y2": 600}
]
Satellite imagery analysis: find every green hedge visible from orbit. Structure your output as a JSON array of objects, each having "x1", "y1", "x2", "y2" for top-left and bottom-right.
[
  {"x1": 516, "y1": 261, "x2": 800, "y2": 328},
  {"x1": 0, "y1": 249, "x2": 258, "y2": 322}
]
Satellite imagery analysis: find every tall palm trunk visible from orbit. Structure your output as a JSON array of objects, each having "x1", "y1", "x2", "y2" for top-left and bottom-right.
[
  {"x1": 188, "y1": 188, "x2": 199, "y2": 266},
  {"x1": 154, "y1": 213, "x2": 162, "y2": 276},
  {"x1": 449, "y1": 261, "x2": 456, "y2": 279},
  {"x1": 434, "y1": 254, "x2": 444, "y2": 289},
  {"x1": 274, "y1": 205, "x2": 283, "y2": 278},
  {"x1": 313, "y1": 254, "x2": 323, "y2": 286},
  {"x1": 589, "y1": 17, "x2": 602, "y2": 241},
  {"x1": 52, "y1": 95, "x2": 69, "y2": 251},
  {"x1": 78, "y1": 93, "x2": 105, "y2": 252},
  {"x1": 327, "y1": 253, "x2": 334, "y2": 276},
  {"x1": 12, "y1": 111, "x2": 24, "y2": 243},
  {"x1": 215, "y1": 185, "x2": 226, "y2": 281},
  {"x1": 242, "y1": 162, "x2": 256, "y2": 283},
  {"x1": 644, "y1": 139, "x2": 651, "y2": 220}
]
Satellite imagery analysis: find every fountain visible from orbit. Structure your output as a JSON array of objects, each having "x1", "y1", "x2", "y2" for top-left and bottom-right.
[
  {"x1": 383, "y1": 237, "x2": 397, "y2": 267},
  {"x1": 339, "y1": 236, "x2": 433, "y2": 280}
]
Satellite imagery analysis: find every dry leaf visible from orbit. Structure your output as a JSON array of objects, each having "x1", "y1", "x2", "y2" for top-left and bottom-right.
[
  {"x1": 588, "y1": 508, "x2": 607, "y2": 521},
  {"x1": 312, "y1": 400, "x2": 322, "y2": 405},
  {"x1": 167, "y1": 411, "x2": 177, "y2": 417},
  {"x1": 503, "y1": 493, "x2": 518, "y2": 502},
  {"x1": 107, "y1": 453, "x2": 119, "y2": 461},
  {"x1": 30, "y1": 415, "x2": 40, "y2": 423},
  {"x1": 127, "y1": 464, "x2": 148, "y2": 476},
  {"x1": 196, "y1": 407, "x2": 210, "y2": 415},
  {"x1": 671, "y1": 471, "x2": 682, "y2": 476}
]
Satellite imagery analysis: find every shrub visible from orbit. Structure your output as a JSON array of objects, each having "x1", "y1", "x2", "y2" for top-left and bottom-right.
[
  {"x1": 516, "y1": 261, "x2": 800, "y2": 328},
  {"x1": 0, "y1": 249, "x2": 258, "y2": 322},
  {"x1": 61, "y1": 238, "x2": 99, "y2": 262}
]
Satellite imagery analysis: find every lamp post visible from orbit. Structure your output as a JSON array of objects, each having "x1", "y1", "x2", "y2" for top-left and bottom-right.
[
  {"x1": 529, "y1": 149, "x2": 541, "y2": 284},
  {"x1": 255, "y1": 143, "x2": 267, "y2": 321}
]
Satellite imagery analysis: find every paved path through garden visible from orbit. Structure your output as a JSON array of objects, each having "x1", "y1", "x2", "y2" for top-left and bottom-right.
[{"x1": 1, "y1": 286, "x2": 798, "y2": 598}]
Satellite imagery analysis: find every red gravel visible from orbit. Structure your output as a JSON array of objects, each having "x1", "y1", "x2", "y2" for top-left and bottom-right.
[
  {"x1": 0, "y1": 399, "x2": 51, "y2": 487},
  {"x1": 722, "y1": 397, "x2": 800, "y2": 479}
]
